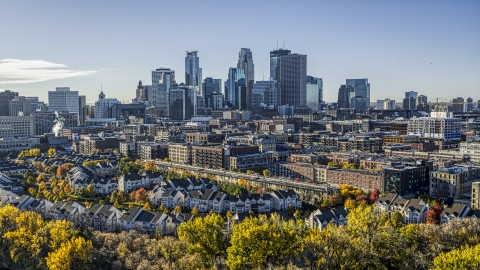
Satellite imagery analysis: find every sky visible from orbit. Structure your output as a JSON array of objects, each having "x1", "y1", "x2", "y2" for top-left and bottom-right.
[{"x1": 0, "y1": 0, "x2": 479, "y2": 104}]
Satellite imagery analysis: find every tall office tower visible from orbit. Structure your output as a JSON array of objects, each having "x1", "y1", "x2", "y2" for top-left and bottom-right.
[
  {"x1": 405, "y1": 91, "x2": 418, "y2": 100},
  {"x1": 0, "y1": 90, "x2": 19, "y2": 116},
  {"x1": 169, "y1": 84, "x2": 196, "y2": 120},
  {"x1": 477, "y1": 100, "x2": 480, "y2": 109},
  {"x1": 185, "y1": 51, "x2": 202, "y2": 96},
  {"x1": 384, "y1": 99, "x2": 396, "y2": 110},
  {"x1": 209, "y1": 93, "x2": 224, "y2": 110},
  {"x1": 270, "y1": 49, "x2": 307, "y2": 106},
  {"x1": 78, "y1": 95, "x2": 86, "y2": 125},
  {"x1": 402, "y1": 91, "x2": 418, "y2": 110},
  {"x1": 452, "y1": 97, "x2": 465, "y2": 113},
  {"x1": 152, "y1": 68, "x2": 176, "y2": 107},
  {"x1": 376, "y1": 99, "x2": 395, "y2": 110},
  {"x1": 25, "y1": 97, "x2": 46, "y2": 113},
  {"x1": 9, "y1": 96, "x2": 31, "y2": 116},
  {"x1": 153, "y1": 69, "x2": 177, "y2": 117},
  {"x1": 225, "y1": 68, "x2": 246, "y2": 109},
  {"x1": 202, "y1": 77, "x2": 222, "y2": 108},
  {"x1": 133, "y1": 80, "x2": 153, "y2": 105},
  {"x1": 48, "y1": 87, "x2": 79, "y2": 114},
  {"x1": 252, "y1": 78, "x2": 279, "y2": 108},
  {"x1": 337, "y1": 85, "x2": 355, "y2": 109},
  {"x1": 417, "y1": 95, "x2": 428, "y2": 111},
  {"x1": 237, "y1": 48, "x2": 254, "y2": 109},
  {"x1": 351, "y1": 97, "x2": 368, "y2": 113},
  {"x1": 306, "y1": 76, "x2": 323, "y2": 111},
  {"x1": 95, "y1": 91, "x2": 120, "y2": 118},
  {"x1": 466, "y1": 97, "x2": 474, "y2": 111},
  {"x1": 346, "y1": 79, "x2": 370, "y2": 108}
]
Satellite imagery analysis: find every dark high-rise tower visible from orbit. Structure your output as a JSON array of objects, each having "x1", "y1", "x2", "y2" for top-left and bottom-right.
[
  {"x1": 185, "y1": 51, "x2": 202, "y2": 96},
  {"x1": 270, "y1": 49, "x2": 307, "y2": 107},
  {"x1": 237, "y1": 48, "x2": 254, "y2": 109},
  {"x1": 337, "y1": 85, "x2": 355, "y2": 109},
  {"x1": 346, "y1": 79, "x2": 370, "y2": 109}
]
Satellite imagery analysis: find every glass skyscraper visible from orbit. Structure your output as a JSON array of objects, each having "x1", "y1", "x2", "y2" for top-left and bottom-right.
[
  {"x1": 225, "y1": 68, "x2": 246, "y2": 110},
  {"x1": 237, "y1": 48, "x2": 254, "y2": 109},
  {"x1": 346, "y1": 79, "x2": 370, "y2": 109},
  {"x1": 306, "y1": 76, "x2": 323, "y2": 111},
  {"x1": 185, "y1": 51, "x2": 202, "y2": 96}
]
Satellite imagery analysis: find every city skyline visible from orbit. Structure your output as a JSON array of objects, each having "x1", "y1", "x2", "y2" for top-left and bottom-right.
[{"x1": 0, "y1": 0, "x2": 479, "y2": 103}]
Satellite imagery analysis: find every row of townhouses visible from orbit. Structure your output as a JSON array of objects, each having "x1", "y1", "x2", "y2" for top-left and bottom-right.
[
  {"x1": 149, "y1": 178, "x2": 302, "y2": 214},
  {"x1": 307, "y1": 193, "x2": 480, "y2": 231}
]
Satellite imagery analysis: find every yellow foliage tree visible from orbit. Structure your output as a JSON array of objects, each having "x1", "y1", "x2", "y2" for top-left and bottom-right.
[
  {"x1": 432, "y1": 244, "x2": 480, "y2": 270},
  {"x1": 48, "y1": 148, "x2": 57, "y2": 157},
  {"x1": 144, "y1": 161, "x2": 159, "y2": 172},
  {"x1": 46, "y1": 236, "x2": 93, "y2": 270},
  {"x1": 339, "y1": 184, "x2": 363, "y2": 199}
]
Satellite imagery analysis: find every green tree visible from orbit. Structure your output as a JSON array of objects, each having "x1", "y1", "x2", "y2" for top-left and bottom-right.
[{"x1": 262, "y1": 169, "x2": 272, "y2": 177}]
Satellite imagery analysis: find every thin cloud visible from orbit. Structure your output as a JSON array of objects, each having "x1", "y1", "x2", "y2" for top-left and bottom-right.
[{"x1": 0, "y1": 59, "x2": 96, "y2": 84}]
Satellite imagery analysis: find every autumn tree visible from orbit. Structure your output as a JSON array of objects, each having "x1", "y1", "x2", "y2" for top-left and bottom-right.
[
  {"x1": 144, "y1": 160, "x2": 159, "y2": 172},
  {"x1": 227, "y1": 214, "x2": 306, "y2": 269},
  {"x1": 134, "y1": 187, "x2": 148, "y2": 203},
  {"x1": 177, "y1": 213, "x2": 227, "y2": 267},
  {"x1": 339, "y1": 184, "x2": 363, "y2": 200},
  {"x1": 85, "y1": 184, "x2": 96, "y2": 198},
  {"x1": 191, "y1": 205, "x2": 199, "y2": 216},
  {"x1": 174, "y1": 205, "x2": 182, "y2": 214},
  {"x1": 370, "y1": 188, "x2": 380, "y2": 203},
  {"x1": 46, "y1": 236, "x2": 93, "y2": 270},
  {"x1": 432, "y1": 244, "x2": 480, "y2": 270},
  {"x1": 48, "y1": 148, "x2": 57, "y2": 157},
  {"x1": 143, "y1": 202, "x2": 152, "y2": 211},
  {"x1": 56, "y1": 164, "x2": 68, "y2": 178},
  {"x1": 262, "y1": 169, "x2": 272, "y2": 177}
]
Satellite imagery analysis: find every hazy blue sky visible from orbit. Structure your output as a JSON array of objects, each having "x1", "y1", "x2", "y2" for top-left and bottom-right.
[{"x1": 1, "y1": 0, "x2": 479, "y2": 103}]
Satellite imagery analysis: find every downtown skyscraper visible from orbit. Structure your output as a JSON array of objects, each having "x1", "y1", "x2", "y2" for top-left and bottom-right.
[
  {"x1": 237, "y1": 48, "x2": 254, "y2": 109},
  {"x1": 225, "y1": 68, "x2": 246, "y2": 110},
  {"x1": 185, "y1": 51, "x2": 202, "y2": 96},
  {"x1": 270, "y1": 49, "x2": 307, "y2": 107}
]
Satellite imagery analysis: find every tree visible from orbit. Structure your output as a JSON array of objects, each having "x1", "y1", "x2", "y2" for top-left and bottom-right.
[
  {"x1": 432, "y1": 244, "x2": 480, "y2": 270},
  {"x1": 177, "y1": 213, "x2": 227, "y2": 267},
  {"x1": 144, "y1": 161, "x2": 158, "y2": 172},
  {"x1": 173, "y1": 205, "x2": 182, "y2": 214},
  {"x1": 191, "y1": 205, "x2": 199, "y2": 216},
  {"x1": 370, "y1": 188, "x2": 380, "y2": 203},
  {"x1": 48, "y1": 148, "x2": 57, "y2": 157},
  {"x1": 344, "y1": 198, "x2": 357, "y2": 210},
  {"x1": 246, "y1": 170, "x2": 255, "y2": 175},
  {"x1": 389, "y1": 211, "x2": 404, "y2": 228},
  {"x1": 56, "y1": 164, "x2": 68, "y2": 178},
  {"x1": 134, "y1": 188, "x2": 148, "y2": 203},
  {"x1": 262, "y1": 169, "x2": 272, "y2": 177},
  {"x1": 158, "y1": 204, "x2": 168, "y2": 213},
  {"x1": 37, "y1": 173, "x2": 46, "y2": 183},
  {"x1": 427, "y1": 203, "x2": 443, "y2": 224},
  {"x1": 227, "y1": 214, "x2": 306, "y2": 269},
  {"x1": 339, "y1": 184, "x2": 363, "y2": 199},
  {"x1": 46, "y1": 236, "x2": 93, "y2": 270},
  {"x1": 85, "y1": 184, "x2": 96, "y2": 198},
  {"x1": 143, "y1": 202, "x2": 152, "y2": 211}
]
